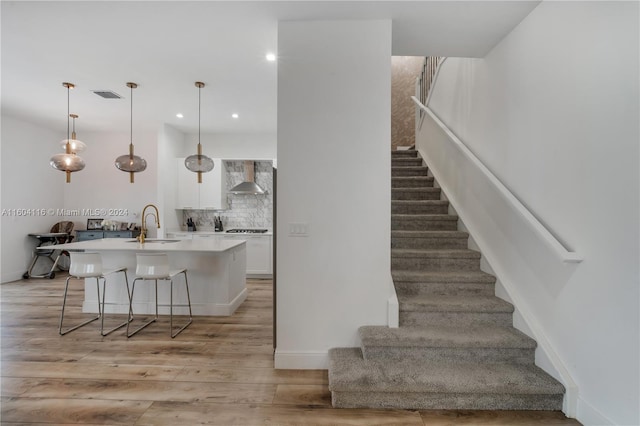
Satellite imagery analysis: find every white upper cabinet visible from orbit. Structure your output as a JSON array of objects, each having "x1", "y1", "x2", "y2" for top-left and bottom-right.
[{"x1": 176, "y1": 158, "x2": 227, "y2": 210}]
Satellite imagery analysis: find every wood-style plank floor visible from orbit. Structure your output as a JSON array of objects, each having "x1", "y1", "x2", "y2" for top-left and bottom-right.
[{"x1": 1, "y1": 275, "x2": 581, "y2": 425}]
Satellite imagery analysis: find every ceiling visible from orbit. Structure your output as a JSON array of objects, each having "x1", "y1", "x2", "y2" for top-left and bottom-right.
[{"x1": 1, "y1": 1, "x2": 539, "y2": 136}]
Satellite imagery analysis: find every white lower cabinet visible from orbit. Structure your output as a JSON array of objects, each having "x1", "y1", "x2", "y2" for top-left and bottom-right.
[
  {"x1": 166, "y1": 232, "x2": 272, "y2": 277},
  {"x1": 166, "y1": 232, "x2": 193, "y2": 240},
  {"x1": 224, "y1": 235, "x2": 272, "y2": 277},
  {"x1": 245, "y1": 236, "x2": 272, "y2": 277}
]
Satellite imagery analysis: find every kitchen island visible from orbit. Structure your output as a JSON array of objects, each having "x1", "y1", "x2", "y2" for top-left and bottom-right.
[{"x1": 45, "y1": 238, "x2": 247, "y2": 316}]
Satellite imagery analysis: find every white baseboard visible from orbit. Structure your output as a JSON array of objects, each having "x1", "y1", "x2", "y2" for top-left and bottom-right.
[
  {"x1": 274, "y1": 350, "x2": 328, "y2": 369},
  {"x1": 388, "y1": 273, "x2": 399, "y2": 328},
  {"x1": 2, "y1": 270, "x2": 26, "y2": 284},
  {"x1": 578, "y1": 397, "x2": 616, "y2": 425}
]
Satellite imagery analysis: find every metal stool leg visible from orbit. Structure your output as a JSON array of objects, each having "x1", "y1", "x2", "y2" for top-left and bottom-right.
[
  {"x1": 126, "y1": 278, "x2": 158, "y2": 338},
  {"x1": 101, "y1": 270, "x2": 132, "y2": 336},
  {"x1": 170, "y1": 270, "x2": 193, "y2": 338},
  {"x1": 59, "y1": 276, "x2": 101, "y2": 335}
]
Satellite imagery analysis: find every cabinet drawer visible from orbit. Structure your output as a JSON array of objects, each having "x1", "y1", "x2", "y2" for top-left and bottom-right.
[
  {"x1": 76, "y1": 231, "x2": 103, "y2": 241},
  {"x1": 104, "y1": 231, "x2": 131, "y2": 238}
]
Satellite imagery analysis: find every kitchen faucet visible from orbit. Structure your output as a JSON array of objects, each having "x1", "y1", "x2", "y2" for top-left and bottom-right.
[{"x1": 138, "y1": 204, "x2": 160, "y2": 244}]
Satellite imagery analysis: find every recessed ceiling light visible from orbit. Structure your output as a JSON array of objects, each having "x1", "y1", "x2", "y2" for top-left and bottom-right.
[
  {"x1": 176, "y1": 113, "x2": 184, "y2": 118},
  {"x1": 232, "y1": 113, "x2": 239, "y2": 119},
  {"x1": 266, "y1": 53, "x2": 276, "y2": 62}
]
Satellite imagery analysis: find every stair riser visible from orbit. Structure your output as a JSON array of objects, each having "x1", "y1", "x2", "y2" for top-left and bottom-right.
[
  {"x1": 392, "y1": 257, "x2": 480, "y2": 271},
  {"x1": 392, "y1": 167, "x2": 429, "y2": 177},
  {"x1": 400, "y1": 311, "x2": 513, "y2": 327},
  {"x1": 331, "y1": 391, "x2": 563, "y2": 411},
  {"x1": 391, "y1": 151, "x2": 418, "y2": 158},
  {"x1": 392, "y1": 237, "x2": 468, "y2": 249},
  {"x1": 392, "y1": 159, "x2": 423, "y2": 167},
  {"x1": 392, "y1": 203, "x2": 448, "y2": 215},
  {"x1": 392, "y1": 178, "x2": 434, "y2": 188},
  {"x1": 392, "y1": 190, "x2": 440, "y2": 200},
  {"x1": 361, "y1": 347, "x2": 535, "y2": 365},
  {"x1": 394, "y1": 281, "x2": 495, "y2": 297},
  {"x1": 392, "y1": 218, "x2": 458, "y2": 231}
]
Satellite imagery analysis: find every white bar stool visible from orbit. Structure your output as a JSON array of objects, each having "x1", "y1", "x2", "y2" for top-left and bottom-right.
[
  {"x1": 59, "y1": 252, "x2": 131, "y2": 336},
  {"x1": 127, "y1": 253, "x2": 193, "y2": 338}
]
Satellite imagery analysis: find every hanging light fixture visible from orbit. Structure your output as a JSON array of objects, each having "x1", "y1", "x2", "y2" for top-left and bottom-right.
[
  {"x1": 115, "y1": 82, "x2": 147, "y2": 183},
  {"x1": 50, "y1": 82, "x2": 85, "y2": 183},
  {"x1": 59, "y1": 114, "x2": 86, "y2": 153},
  {"x1": 184, "y1": 81, "x2": 214, "y2": 183}
]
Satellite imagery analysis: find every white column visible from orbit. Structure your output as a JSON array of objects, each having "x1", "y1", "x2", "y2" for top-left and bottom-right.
[{"x1": 276, "y1": 20, "x2": 392, "y2": 369}]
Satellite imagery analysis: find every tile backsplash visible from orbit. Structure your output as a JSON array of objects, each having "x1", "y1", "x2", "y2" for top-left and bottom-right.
[{"x1": 182, "y1": 160, "x2": 273, "y2": 230}]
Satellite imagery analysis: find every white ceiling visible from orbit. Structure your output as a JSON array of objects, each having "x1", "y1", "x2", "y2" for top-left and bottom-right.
[{"x1": 1, "y1": 1, "x2": 540, "y2": 136}]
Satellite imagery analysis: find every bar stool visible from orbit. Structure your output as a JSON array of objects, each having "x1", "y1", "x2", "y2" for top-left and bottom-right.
[
  {"x1": 59, "y1": 252, "x2": 131, "y2": 336},
  {"x1": 126, "y1": 253, "x2": 193, "y2": 338}
]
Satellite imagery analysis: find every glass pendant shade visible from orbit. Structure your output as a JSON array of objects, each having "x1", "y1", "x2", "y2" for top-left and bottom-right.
[
  {"x1": 50, "y1": 83, "x2": 84, "y2": 183},
  {"x1": 115, "y1": 82, "x2": 146, "y2": 183},
  {"x1": 59, "y1": 114, "x2": 86, "y2": 153},
  {"x1": 50, "y1": 152, "x2": 85, "y2": 172},
  {"x1": 185, "y1": 81, "x2": 214, "y2": 183},
  {"x1": 60, "y1": 139, "x2": 86, "y2": 153},
  {"x1": 185, "y1": 153, "x2": 214, "y2": 172},
  {"x1": 115, "y1": 153, "x2": 147, "y2": 172}
]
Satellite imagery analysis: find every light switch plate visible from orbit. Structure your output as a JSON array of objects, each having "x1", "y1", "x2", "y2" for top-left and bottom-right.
[{"x1": 288, "y1": 222, "x2": 309, "y2": 237}]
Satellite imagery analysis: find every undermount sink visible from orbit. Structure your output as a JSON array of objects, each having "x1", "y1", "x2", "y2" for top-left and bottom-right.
[{"x1": 126, "y1": 239, "x2": 180, "y2": 243}]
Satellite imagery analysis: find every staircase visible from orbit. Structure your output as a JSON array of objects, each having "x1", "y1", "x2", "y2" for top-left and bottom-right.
[{"x1": 328, "y1": 149, "x2": 565, "y2": 410}]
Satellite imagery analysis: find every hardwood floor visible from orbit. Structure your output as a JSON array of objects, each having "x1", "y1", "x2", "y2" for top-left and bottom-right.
[{"x1": 1, "y1": 275, "x2": 581, "y2": 425}]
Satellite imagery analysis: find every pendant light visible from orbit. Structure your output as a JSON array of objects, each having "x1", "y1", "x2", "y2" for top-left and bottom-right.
[
  {"x1": 184, "y1": 81, "x2": 214, "y2": 183},
  {"x1": 115, "y1": 82, "x2": 147, "y2": 183},
  {"x1": 59, "y1": 114, "x2": 86, "y2": 153},
  {"x1": 50, "y1": 82, "x2": 85, "y2": 183}
]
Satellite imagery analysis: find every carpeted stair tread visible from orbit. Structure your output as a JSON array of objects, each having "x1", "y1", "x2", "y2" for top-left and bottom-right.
[
  {"x1": 392, "y1": 166, "x2": 428, "y2": 170},
  {"x1": 392, "y1": 200, "x2": 449, "y2": 206},
  {"x1": 398, "y1": 294, "x2": 514, "y2": 313},
  {"x1": 328, "y1": 347, "x2": 565, "y2": 395},
  {"x1": 359, "y1": 325, "x2": 536, "y2": 349},
  {"x1": 392, "y1": 158, "x2": 423, "y2": 166},
  {"x1": 392, "y1": 230, "x2": 469, "y2": 239},
  {"x1": 392, "y1": 200, "x2": 449, "y2": 214},
  {"x1": 392, "y1": 214, "x2": 458, "y2": 221},
  {"x1": 391, "y1": 176, "x2": 432, "y2": 181},
  {"x1": 391, "y1": 200, "x2": 449, "y2": 206},
  {"x1": 392, "y1": 189, "x2": 441, "y2": 200},
  {"x1": 392, "y1": 248, "x2": 481, "y2": 259},
  {"x1": 391, "y1": 150, "x2": 418, "y2": 157},
  {"x1": 392, "y1": 270, "x2": 495, "y2": 283}
]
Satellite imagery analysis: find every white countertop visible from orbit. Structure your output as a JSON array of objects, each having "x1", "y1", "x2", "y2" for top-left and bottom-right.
[
  {"x1": 167, "y1": 230, "x2": 273, "y2": 236},
  {"x1": 40, "y1": 238, "x2": 246, "y2": 253}
]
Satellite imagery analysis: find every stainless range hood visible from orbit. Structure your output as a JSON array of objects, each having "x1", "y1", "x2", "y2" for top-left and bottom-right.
[{"x1": 229, "y1": 161, "x2": 266, "y2": 195}]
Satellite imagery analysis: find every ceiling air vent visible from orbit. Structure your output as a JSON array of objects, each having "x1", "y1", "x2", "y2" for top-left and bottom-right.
[{"x1": 92, "y1": 90, "x2": 123, "y2": 99}]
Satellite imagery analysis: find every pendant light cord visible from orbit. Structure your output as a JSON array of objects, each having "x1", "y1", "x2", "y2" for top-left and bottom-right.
[
  {"x1": 130, "y1": 84, "x2": 133, "y2": 148},
  {"x1": 198, "y1": 84, "x2": 201, "y2": 146},
  {"x1": 67, "y1": 85, "x2": 70, "y2": 142}
]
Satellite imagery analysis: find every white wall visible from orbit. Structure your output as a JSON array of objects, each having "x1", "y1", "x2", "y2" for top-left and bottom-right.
[
  {"x1": 423, "y1": 2, "x2": 638, "y2": 424},
  {"x1": 182, "y1": 132, "x2": 276, "y2": 160},
  {"x1": 1, "y1": 115, "x2": 65, "y2": 282},
  {"x1": 62, "y1": 130, "x2": 158, "y2": 236},
  {"x1": 276, "y1": 20, "x2": 392, "y2": 369}
]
